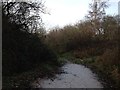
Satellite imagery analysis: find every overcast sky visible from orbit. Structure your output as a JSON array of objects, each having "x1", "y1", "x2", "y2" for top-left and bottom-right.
[{"x1": 41, "y1": 0, "x2": 119, "y2": 30}]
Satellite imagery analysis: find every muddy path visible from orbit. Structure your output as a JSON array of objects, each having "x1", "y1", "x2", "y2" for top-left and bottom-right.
[{"x1": 32, "y1": 63, "x2": 103, "y2": 88}]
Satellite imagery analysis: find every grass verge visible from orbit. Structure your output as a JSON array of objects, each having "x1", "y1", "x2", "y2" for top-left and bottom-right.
[
  {"x1": 60, "y1": 52, "x2": 118, "y2": 88},
  {"x1": 2, "y1": 58, "x2": 66, "y2": 88}
]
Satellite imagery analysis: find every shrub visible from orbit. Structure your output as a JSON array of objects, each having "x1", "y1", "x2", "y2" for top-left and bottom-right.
[
  {"x1": 3, "y1": 15, "x2": 58, "y2": 76},
  {"x1": 95, "y1": 48, "x2": 120, "y2": 87}
]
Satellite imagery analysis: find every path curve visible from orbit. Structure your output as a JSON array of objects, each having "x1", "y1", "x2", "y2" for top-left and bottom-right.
[{"x1": 32, "y1": 63, "x2": 103, "y2": 88}]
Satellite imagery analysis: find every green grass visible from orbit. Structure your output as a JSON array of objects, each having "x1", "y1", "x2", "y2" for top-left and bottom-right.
[{"x1": 60, "y1": 52, "x2": 96, "y2": 65}]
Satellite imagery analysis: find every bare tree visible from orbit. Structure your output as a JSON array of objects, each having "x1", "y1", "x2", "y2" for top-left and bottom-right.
[
  {"x1": 2, "y1": 0, "x2": 47, "y2": 33},
  {"x1": 86, "y1": 0, "x2": 108, "y2": 35}
]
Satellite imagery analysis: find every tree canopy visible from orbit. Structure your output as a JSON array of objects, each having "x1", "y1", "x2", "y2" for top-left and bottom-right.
[{"x1": 2, "y1": 0, "x2": 46, "y2": 33}]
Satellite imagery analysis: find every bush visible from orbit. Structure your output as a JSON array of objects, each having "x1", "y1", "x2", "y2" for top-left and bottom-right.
[
  {"x1": 2, "y1": 15, "x2": 58, "y2": 76},
  {"x1": 95, "y1": 48, "x2": 120, "y2": 87}
]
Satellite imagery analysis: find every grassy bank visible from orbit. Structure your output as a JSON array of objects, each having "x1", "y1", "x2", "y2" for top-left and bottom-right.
[
  {"x1": 60, "y1": 51, "x2": 120, "y2": 88},
  {"x1": 3, "y1": 58, "x2": 66, "y2": 88}
]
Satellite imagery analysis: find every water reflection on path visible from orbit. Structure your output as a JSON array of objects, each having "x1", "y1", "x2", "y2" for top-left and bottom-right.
[{"x1": 32, "y1": 63, "x2": 103, "y2": 88}]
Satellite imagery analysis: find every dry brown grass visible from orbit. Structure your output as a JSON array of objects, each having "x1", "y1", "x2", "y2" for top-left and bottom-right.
[{"x1": 95, "y1": 47, "x2": 120, "y2": 87}]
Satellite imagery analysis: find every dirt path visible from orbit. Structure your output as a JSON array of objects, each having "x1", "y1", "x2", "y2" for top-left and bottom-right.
[{"x1": 32, "y1": 63, "x2": 103, "y2": 88}]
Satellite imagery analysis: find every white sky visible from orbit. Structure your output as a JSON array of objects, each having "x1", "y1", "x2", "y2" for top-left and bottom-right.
[{"x1": 41, "y1": 0, "x2": 119, "y2": 30}]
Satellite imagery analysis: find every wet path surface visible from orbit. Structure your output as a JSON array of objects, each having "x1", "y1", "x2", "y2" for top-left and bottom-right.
[{"x1": 32, "y1": 63, "x2": 103, "y2": 88}]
